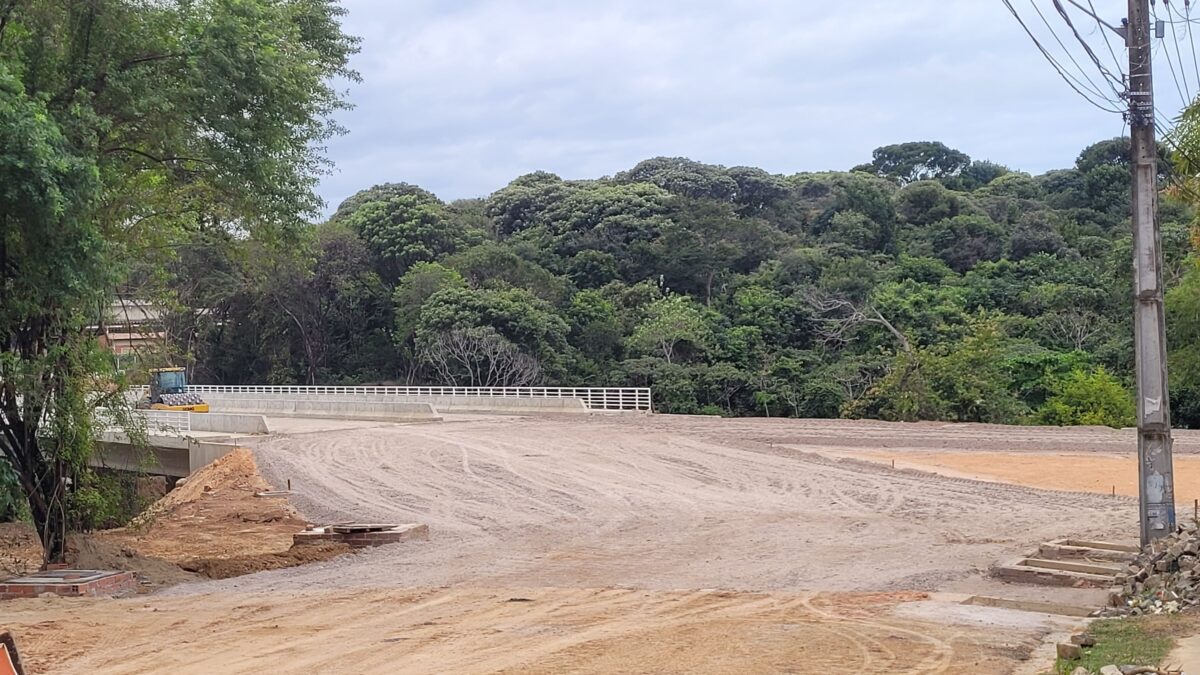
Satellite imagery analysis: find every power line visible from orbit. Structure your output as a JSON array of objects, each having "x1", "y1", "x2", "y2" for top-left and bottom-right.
[
  {"x1": 1153, "y1": 22, "x2": 1191, "y2": 108},
  {"x1": 1085, "y1": 0, "x2": 1127, "y2": 75},
  {"x1": 1052, "y1": 0, "x2": 1127, "y2": 98},
  {"x1": 1001, "y1": 0, "x2": 1127, "y2": 113},
  {"x1": 1176, "y1": 0, "x2": 1200, "y2": 92},
  {"x1": 1027, "y1": 0, "x2": 1122, "y2": 100},
  {"x1": 1160, "y1": 0, "x2": 1194, "y2": 101}
]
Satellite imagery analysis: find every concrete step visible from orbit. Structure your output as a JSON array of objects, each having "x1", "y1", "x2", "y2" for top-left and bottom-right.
[
  {"x1": 1038, "y1": 538, "x2": 1139, "y2": 563},
  {"x1": 994, "y1": 557, "x2": 1119, "y2": 589},
  {"x1": 960, "y1": 594, "x2": 1096, "y2": 617},
  {"x1": 1018, "y1": 557, "x2": 1125, "y2": 575}
]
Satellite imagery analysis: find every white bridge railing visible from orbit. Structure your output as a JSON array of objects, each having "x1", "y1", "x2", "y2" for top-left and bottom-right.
[
  {"x1": 139, "y1": 409, "x2": 192, "y2": 434},
  {"x1": 189, "y1": 385, "x2": 653, "y2": 412},
  {"x1": 96, "y1": 409, "x2": 192, "y2": 436}
]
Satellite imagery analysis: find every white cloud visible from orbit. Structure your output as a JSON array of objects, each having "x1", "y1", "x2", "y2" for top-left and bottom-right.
[{"x1": 318, "y1": 0, "x2": 1143, "y2": 210}]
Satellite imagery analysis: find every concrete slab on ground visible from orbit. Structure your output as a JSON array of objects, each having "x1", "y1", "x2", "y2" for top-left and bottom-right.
[{"x1": 0, "y1": 570, "x2": 137, "y2": 600}]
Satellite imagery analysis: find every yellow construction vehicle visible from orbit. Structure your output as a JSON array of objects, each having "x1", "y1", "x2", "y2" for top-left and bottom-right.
[{"x1": 138, "y1": 367, "x2": 210, "y2": 413}]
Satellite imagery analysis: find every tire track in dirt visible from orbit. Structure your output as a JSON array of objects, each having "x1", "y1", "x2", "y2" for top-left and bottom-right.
[
  {"x1": 4, "y1": 587, "x2": 1027, "y2": 674},
  {"x1": 222, "y1": 415, "x2": 1136, "y2": 596}
]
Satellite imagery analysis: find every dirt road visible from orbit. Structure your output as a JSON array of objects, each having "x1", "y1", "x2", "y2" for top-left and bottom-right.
[
  {"x1": 206, "y1": 414, "x2": 1134, "y2": 595},
  {"x1": 7, "y1": 587, "x2": 1058, "y2": 674},
  {"x1": 4, "y1": 415, "x2": 1154, "y2": 673}
]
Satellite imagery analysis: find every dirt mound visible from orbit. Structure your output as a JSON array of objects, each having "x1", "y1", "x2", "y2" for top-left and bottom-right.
[
  {"x1": 105, "y1": 448, "x2": 310, "y2": 564},
  {"x1": 68, "y1": 535, "x2": 199, "y2": 589},
  {"x1": 133, "y1": 448, "x2": 272, "y2": 524},
  {"x1": 86, "y1": 446, "x2": 357, "y2": 587},
  {"x1": 181, "y1": 541, "x2": 352, "y2": 579},
  {"x1": 0, "y1": 449, "x2": 354, "y2": 590},
  {"x1": 0, "y1": 522, "x2": 41, "y2": 577}
]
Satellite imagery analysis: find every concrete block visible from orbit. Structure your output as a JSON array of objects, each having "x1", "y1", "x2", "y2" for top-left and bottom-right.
[
  {"x1": 293, "y1": 523, "x2": 428, "y2": 548},
  {"x1": 960, "y1": 595, "x2": 1095, "y2": 617},
  {"x1": 1056, "y1": 642, "x2": 1083, "y2": 660},
  {"x1": 1018, "y1": 557, "x2": 1124, "y2": 576},
  {"x1": 0, "y1": 570, "x2": 137, "y2": 600},
  {"x1": 188, "y1": 413, "x2": 269, "y2": 434},
  {"x1": 993, "y1": 558, "x2": 1117, "y2": 588}
]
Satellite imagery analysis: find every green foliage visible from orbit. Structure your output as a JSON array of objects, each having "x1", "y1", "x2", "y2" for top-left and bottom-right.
[
  {"x1": 1054, "y1": 616, "x2": 1179, "y2": 674},
  {"x1": 629, "y1": 296, "x2": 714, "y2": 364},
  {"x1": 0, "y1": 0, "x2": 357, "y2": 562},
  {"x1": 175, "y1": 133, "x2": 1192, "y2": 432},
  {"x1": 616, "y1": 157, "x2": 739, "y2": 200},
  {"x1": 342, "y1": 192, "x2": 462, "y2": 282},
  {"x1": 855, "y1": 141, "x2": 971, "y2": 185},
  {"x1": 1034, "y1": 367, "x2": 1134, "y2": 428}
]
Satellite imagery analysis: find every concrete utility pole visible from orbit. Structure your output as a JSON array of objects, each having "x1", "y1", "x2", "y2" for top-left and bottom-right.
[{"x1": 1127, "y1": 0, "x2": 1176, "y2": 545}]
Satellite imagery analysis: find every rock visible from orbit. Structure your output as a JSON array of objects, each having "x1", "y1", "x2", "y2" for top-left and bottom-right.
[
  {"x1": 1071, "y1": 668, "x2": 1089, "y2": 675},
  {"x1": 1057, "y1": 642, "x2": 1083, "y2": 660},
  {"x1": 1098, "y1": 666, "x2": 1123, "y2": 675},
  {"x1": 1070, "y1": 632, "x2": 1097, "y2": 647}
]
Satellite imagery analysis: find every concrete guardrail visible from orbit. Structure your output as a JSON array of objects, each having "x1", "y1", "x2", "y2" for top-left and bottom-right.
[
  {"x1": 200, "y1": 393, "x2": 441, "y2": 421},
  {"x1": 201, "y1": 391, "x2": 587, "y2": 416},
  {"x1": 188, "y1": 412, "x2": 270, "y2": 435},
  {"x1": 190, "y1": 385, "x2": 651, "y2": 411}
]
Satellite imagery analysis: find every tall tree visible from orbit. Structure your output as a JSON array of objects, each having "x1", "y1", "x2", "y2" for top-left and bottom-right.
[
  {"x1": 855, "y1": 141, "x2": 971, "y2": 185},
  {"x1": 0, "y1": 0, "x2": 357, "y2": 562}
]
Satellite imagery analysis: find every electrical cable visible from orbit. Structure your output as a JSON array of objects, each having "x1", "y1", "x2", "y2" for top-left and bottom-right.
[
  {"x1": 1085, "y1": 0, "x2": 1128, "y2": 76},
  {"x1": 1001, "y1": 0, "x2": 1127, "y2": 113},
  {"x1": 1029, "y1": 0, "x2": 1124, "y2": 100},
  {"x1": 1183, "y1": 0, "x2": 1200, "y2": 92},
  {"x1": 1151, "y1": 9, "x2": 1192, "y2": 109},
  {"x1": 1163, "y1": 0, "x2": 1194, "y2": 100},
  {"x1": 1053, "y1": 0, "x2": 1128, "y2": 98}
]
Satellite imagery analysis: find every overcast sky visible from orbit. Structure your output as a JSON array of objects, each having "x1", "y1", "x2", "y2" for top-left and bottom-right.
[{"x1": 317, "y1": 0, "x2": 1179, "y2": 211}]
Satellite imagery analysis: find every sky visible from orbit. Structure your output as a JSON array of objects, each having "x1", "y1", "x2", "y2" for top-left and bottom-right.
[{"x1": 316, "y1": 0, "x2": 1183, "y2": 212}]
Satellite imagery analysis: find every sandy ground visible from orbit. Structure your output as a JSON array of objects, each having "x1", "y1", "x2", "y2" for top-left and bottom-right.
[
  {"x1": 216, "y1": 415, "x2": 1133, "y2": 594},
  {"x1": 5, "y1": 587, "x2": 1061, "y2": 675},
  {"x1": 2, "y1": 415, "x2": 1160, "y2": 673},
  {"x1": 839, "y1": 449, "x2": 1200, "y2": 500}
]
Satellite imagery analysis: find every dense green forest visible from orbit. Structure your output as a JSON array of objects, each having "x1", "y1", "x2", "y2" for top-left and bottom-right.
[{"x1": 166, "y1": 139, "x2": 1200, "y2": 427}]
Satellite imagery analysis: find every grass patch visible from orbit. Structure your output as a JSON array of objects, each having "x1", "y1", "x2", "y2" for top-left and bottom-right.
[{"x1": 1054, "y1": 615, "x2": 1186, "y2": 674}]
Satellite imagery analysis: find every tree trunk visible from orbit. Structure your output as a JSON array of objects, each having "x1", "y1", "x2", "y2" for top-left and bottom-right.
[
  {"x1": 29, "y1": 479, "x2": 68, "y2": 566},
  {"x1": 11, "y1": 436, "x2": 69, "y2": 565}
]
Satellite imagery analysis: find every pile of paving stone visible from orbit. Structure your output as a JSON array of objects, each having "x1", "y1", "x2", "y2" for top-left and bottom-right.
[{"x1": 1116, "y1": 522, "x2": 1200, "y2": 615}]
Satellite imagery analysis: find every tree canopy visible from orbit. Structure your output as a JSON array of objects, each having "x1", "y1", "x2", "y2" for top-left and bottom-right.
[
  {"x1": 0, "y1": 0, "x2": 357, "y2": 562},
  {"x1": 167, "y1": 136, "x2": 1194, "y2": 432}
]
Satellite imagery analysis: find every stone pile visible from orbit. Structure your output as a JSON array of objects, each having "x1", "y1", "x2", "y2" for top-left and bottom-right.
[{"x1": 1116, "y1": 522, "x2": 1200, "y2": 615}]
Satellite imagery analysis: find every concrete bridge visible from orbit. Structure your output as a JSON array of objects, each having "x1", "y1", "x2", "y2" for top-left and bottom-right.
[{"x1": 94, "y1": 386, "x2": 652, "y2": 479}]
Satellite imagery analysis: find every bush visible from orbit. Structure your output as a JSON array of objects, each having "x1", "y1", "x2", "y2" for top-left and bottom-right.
[{"x1": 1034, "y1": 367, "x2": 1134, "y2": 428}]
